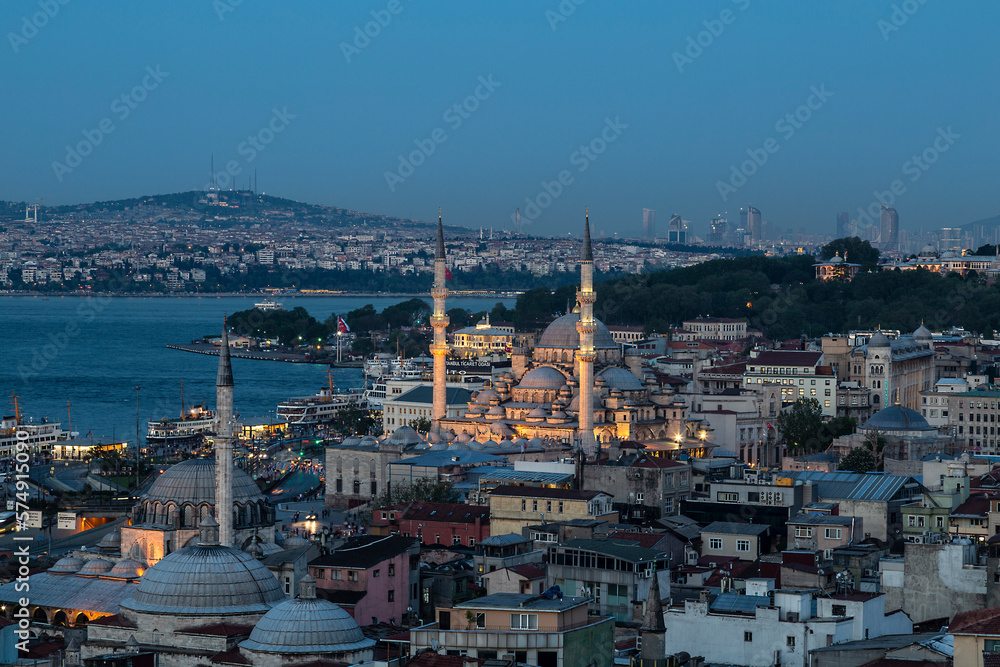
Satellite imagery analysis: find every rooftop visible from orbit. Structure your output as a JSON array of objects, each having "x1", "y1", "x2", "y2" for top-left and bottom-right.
[
  {"x1": 310, "y1": 535, "x2": 417, "y2": 570},
  {"x1": 455, "y1": 592, "x2": 588, "y2": 612},
  {"x1": 701, "y1": 521, "x2": 771, "y2": 536},
  {"x1": 488, "y1": 485, "x2": 605, "y2": 501}
]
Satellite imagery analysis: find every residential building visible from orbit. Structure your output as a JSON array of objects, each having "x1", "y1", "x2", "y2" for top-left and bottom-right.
[
  {"x1": 409, "y1": 592, "x2": 615, "y2": 666},
  {"x1": 881, "y1": 541, "x2": 985, "y2": 624},
  {"x1": 948, "y1": 386, "x2": 1000, "y2": 455},
  {"x1": 482, "y1": 562, "x2": 547, "y2": 596},
  {"x1": 581, "y1": 452, "x2": 691, "y2": 520},
  {"x1": 474, "y1": 533, "x2": 544, "y2": 581},
  {"x1": 699, "y1": 522, "x2": 773, "y2": 561},
  {"x1": 681, "y1": 317, "x2": 748, "y2": 341},
  {"x1": 308, "y1": 535, "x2": 419, "y2": 626},
  {"x1": 744, "y1": 350, "x2": 836, "y2": 416},
  {"x1": 785, "y1": 514, "x2": 860, "y2": 558},
  {"x1": 487, "y1": 486, "x2": 617, "y2": 536},
  {"x1": 372, "y1": 501, "x2": 490, "y2": 547},
  {"x1": 901, "y1": 475, "x2": 969, "y2": 541},
  {"x1": 546, "y1": 537, "x2": 669, "y2": 622},
  {"x1": 949, "y1": 607, "x2": 1000, "y2": 667}
]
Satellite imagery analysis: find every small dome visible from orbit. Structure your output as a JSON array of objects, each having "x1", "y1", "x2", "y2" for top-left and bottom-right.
[
  {"x1": 527, "y1": 406, "x2": 549, "y2": 418},
  {"x1": 144, "y1": 458, "x2": 264, "y2": 506},
  {"x1": 868, "y1": 332, "x2": 891, "y2": 348},
  {"x1": 240, "y1": 577, "x2": 374, "y2": 656},
  {"x1": 536, "y1": 313, "x2": 618, "y2": 349},
  {"x1": 49, "y1": 556, "x2": 84, "y2": 574},
  {"x1": 97, "y1": 531, "x2": 122, "y2": 550},
  {"x1": 447, "y1": 440, "x2": 471, "y2": 451},
  {"x1": 486, "y1": 405, "x2": 505, "y2": 416},
  {"x1": 109, "y1": 558, "x2": 145, "y2": 579},
  {"x1": 77, "y1": 558, "x2": 114, "y2": 575},
  {"x1": 359, "y1": 436, "x2": 378, "y2": 447},
  {"x1": 913, "y1": 324, "x2": 933, "y2": 342},
  {"x1": 387, "y1": 426, "x2": 423, "y2": 446},
  {"x1": 865, "y1": 405, "x2": 934, "y2": 432},
  {"x1": 598, "y1": 366, "x2": 645, "y2": 391},
  {"x1": 456, "y1": 432, "x2": 472, "y2": 443},
  {"x1": 568, "y1": 393, "x2": 603, "y2": 411},
  {"x1": 340, "y1": 436, "x2": 362, "y2": 447},
  {"x1": 475, "y1": 388, "x2": 499, "y2": 405},
  {"x1": 519, "y1": 366, "x2": 568, "y2": 389},
  {"x1": 283, "y1": 535, "x2": 311, "y2": 549}
]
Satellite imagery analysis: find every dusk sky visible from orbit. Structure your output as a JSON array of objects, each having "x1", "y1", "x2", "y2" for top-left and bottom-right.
[{"x1": 4, "y1": 1, "x2": 998, "y2": 238}]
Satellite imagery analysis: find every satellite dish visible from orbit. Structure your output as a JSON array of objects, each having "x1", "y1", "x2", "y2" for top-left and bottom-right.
[{"x1": 430, "y1": 638, "x2": 440, "y2": 652}]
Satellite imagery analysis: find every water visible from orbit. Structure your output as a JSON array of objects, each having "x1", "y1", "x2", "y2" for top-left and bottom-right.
[{"x1": 0, "y1": 294, "x2": 512, "y2": 441}]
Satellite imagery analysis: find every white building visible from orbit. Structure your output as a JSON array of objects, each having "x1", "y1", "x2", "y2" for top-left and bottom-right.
[{"x1": 744, "y1": 350, "x2": 837, "y2": 417}]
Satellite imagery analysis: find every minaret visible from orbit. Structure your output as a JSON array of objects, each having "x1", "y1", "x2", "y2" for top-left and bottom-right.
[
  {"x1": 215, "y1": 316, "x2": 235, "y2": 546},
  {"x1": 576, "y1": 209, "x2": 598, "y2": 459},
  {"x1": 637, "y1": 567, "x2": 668, "y2": 666},
  {"x1": 430, "y1": 210, "x2": 450, "y2": 432}
]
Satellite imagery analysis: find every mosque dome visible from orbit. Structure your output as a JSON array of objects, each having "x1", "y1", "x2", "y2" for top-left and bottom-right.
[
  {"x1": 359, "y1": 436, "x2": 379, "y2": 447},
  {"x1": 913, "y1": 324, "x2": 933, "y2": 343},
  {"x1": 387, "y1": 426, "x2": 423, "y2": 447},
  {"x1": 49, "y1": 556, "x2": 84, "y2": 574},
  {"x1": 144, "y1": 458, "x2": 264, "y2": 506},
  {"x1": 109, "y1": 558, "x2": 145, "y2": 579},
  {"x1": 240, "y1": 576, "x2": 374, "y2": 656},
  {"x1": 864, "y1": 405, "x2": 934, "y2": 432},
  {"x1": 340, "y1": 436, "x2": 362, "y2": 447},
  {"x1": 535, "y1": 312, "x2": 618, "y2": 350},
  {"x1": 868, "y1": 332, "x2": 891, "y2": 348},
  {"x1": 519, "y1": 366, "x2": 568, "y2": 389},
  {"x1": 475, "y1": 388, "x2": 499, "y2": 405},
  {"x1": 567, "y1": 393, "x2": 603, "y2": 412},
  {"x1": 77, "y1": 559, "x2": 114, "y2": 576},
  {"x1": 598, "y1": 366, "x2": 645, "y2": 391},
  {"x1": 123, "y1": 517, "x2": 285, "y2": 616},
  {"x1": 283, "y1": 535, "x2": 311, "y2": 549}
]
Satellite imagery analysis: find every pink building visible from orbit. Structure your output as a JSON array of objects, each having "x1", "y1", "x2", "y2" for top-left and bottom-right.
[{"x1": 310, "y1": 535, "x2": 419, "y2": 626}]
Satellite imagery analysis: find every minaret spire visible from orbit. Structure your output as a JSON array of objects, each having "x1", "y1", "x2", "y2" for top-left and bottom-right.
[
  {"x1": 638, "y1": 566, "x2": 668, "y2": 665},
  {"x1": 576, "y1": 208, "x2": 598, "y2": 459},
  {"x1": 430, "y1": 210, "x2": 450, "y2": 432},
  {"x1": 215, "y1": 315, "x2": 235, "y2": 546}
]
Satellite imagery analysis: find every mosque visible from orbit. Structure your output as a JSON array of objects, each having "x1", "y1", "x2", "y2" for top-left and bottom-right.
[{"x1": 0, "y1": 321, "x2": 376, "y2": 666}]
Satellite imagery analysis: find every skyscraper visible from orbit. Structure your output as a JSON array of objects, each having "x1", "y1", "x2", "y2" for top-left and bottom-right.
[
  {"x1": 837, "y1": 211, "x2": 850, "y2": 238},
  {"x1": 708, "y1": 216, "x2": 728, "y2": 246},
  {"x1": 741, "y1": 205, "x2": 761, "y2": 246},
  {"x1": 880, "y1": 205, "x2": 899, "y2": 252},
  {"x1": 667, "y1": 214, "x2": 686, "y2": 244},
  {"x1": 642, "y1": 208, "x2": 656, "y2": 241}
]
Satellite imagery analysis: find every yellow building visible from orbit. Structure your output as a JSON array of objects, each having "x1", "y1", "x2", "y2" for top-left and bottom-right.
[
  {"x1": 451, "y1": 315, "x2": 514, "y2": 358},
  {"x1": 951, "y1": 607, "x2": 1000, "y2": 667},
  {"x1": 487, "y1": 485, "x2": 617, "y2": 536}
]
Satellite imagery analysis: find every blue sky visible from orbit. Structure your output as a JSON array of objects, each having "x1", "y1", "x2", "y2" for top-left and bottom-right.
[{"x1": 3, "y1": 0, "x2": 998, "y2": 238}]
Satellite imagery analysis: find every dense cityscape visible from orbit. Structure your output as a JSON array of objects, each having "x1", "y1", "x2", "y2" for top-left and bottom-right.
[{"x1": 6, "y1": 2, "x2": 1000, "y2": 667}]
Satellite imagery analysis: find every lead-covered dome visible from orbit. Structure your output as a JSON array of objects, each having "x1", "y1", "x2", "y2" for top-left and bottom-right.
[
  {"x1": 519, "y1": 366, "x2": 568, "y2": 389},
  {"x1": 122, "y1": 518, "x2": 284, "y2": 616},
  {"x1": 864, "y1": 405, "x2": 933, "y2": 432},
  {"x1": 240, "y1": 576, "x2": 374, "y2": 656},
  {"x1": 536, "y1": 312, "x2": 618, "y2": 349},
  {"x1": 598, "y1": 366, "x2": 645, "y2": 391},
  {"x1": 144, "y1": 458, "x2": 264, "y2": 506}
]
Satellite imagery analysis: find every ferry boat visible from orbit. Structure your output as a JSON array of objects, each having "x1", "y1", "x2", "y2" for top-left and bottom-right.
[
  {"x1": 254, "y1": 299, "x2": 284, "y2": 311},
  {"x1": 277, "y1": 371, "x2": 367, "y2": 425},
  {"x1": 147, "y1": 404, "x2": 217, "y2": 445},
  {"x1": 0, "y1": 395, "x2": 76, "y2": 459}
]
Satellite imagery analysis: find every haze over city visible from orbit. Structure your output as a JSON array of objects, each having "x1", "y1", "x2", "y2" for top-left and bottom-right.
[{"x1": 5, "y1": 0, "x2": 1000, "y2": 237}]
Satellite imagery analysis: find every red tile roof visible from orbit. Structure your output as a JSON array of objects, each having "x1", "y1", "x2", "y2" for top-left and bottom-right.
[
  {"x1": 951, "y1": 607, "x2": 1000, "y2": 635},
  {"x1": 509, "y1": 563, "x2": 546, "y2": 580}
]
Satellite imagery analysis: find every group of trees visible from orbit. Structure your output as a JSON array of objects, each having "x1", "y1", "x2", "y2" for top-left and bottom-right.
[
  {"x1": 227, "y1": 306, "x2": 329, "y2": 346},
  {"x1": 776, "y1": 399, "x2": 856, "y2": 454}
]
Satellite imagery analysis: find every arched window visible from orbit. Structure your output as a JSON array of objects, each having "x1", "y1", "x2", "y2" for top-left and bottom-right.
[{"x1": 74, "y1": 613, "x2": 88, "y2": 627}]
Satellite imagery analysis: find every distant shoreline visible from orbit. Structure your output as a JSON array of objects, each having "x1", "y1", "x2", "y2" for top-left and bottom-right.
[{"x1": 0, "y1": 291, "x2": 518, "y2": 299}]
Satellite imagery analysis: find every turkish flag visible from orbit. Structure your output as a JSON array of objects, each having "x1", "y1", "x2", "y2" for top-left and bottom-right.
[
  {"x1": 337, "y1": 316, "x2": 350, "y2": 333},
  {"x1": 445, "y1": 267, "x2": 452, "y2": 281}
]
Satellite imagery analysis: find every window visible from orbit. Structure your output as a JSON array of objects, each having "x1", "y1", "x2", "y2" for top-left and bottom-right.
[
  {"x1": 744, "y1": 631, "x2": 753, "y2": 642},
  {"x1": 824, "y1": 528, "x2": 842, "y2": 540},
  {"x1": 832, "y1": 604, "x2": 847, "y2": 616},
  {"x1": 388, "y1": 563, "x2": 395, "y2": 576},
  {"x1": 510, "y1": 613, "x2": 538, "y2": 630},
  {"x1": 787, "y1": 636, "x2": 796, "y2": 648},
  {"x1": 388, "y1": 589, "x2": 395, "y2": 602},
  {"x1": 717, "y1": 492, "x2": 739, "y2": 503},
  {"x1": 469, "y1": 537, "x2": 476, "y2": 546},
  {"x1": 936, "y1": 516, "x2": 944, "y2": 528},
  {"x1": 453, "y1": 535, "x2": 461, "y2": 545},
  {"x1": 330, "y1": 569, "x2": 342, "y2": 580},
  {"x1": 547, "y1": 501, "x2": 552, "y2": 512},
  {"x1": 558, "y1": 501, "x2": 564, "y2": 513},
  {"x1": 709, "y1": 537, "x2": 723, "y2": 550},
  {"x1": 521, "y1": 499, "x2": 526, "y2": 511},
  {"x1": 312, "y1": 568, "x2": 325, "y2": 579},
  {"x1": 736, "y1": 539, "x2": 751, "y2": 552},
  {"x1": 348, "y1": 570, "x2": 358, "y2": 582},
  {"x1": 476, "y1": 612, "x2": 486, "y2": 629},
  {"x1": 636, "y1": 492, "x2": 644, "y2": 503},
  {"x1": 373, "y1": 569, "x2": 380, "y2": 578},
  {"x1": 532, "y1": 500, "x2": 538, "y2": 512},
  {"x1": 794, "y1": 526, "x2": 813, "y2": 538}
]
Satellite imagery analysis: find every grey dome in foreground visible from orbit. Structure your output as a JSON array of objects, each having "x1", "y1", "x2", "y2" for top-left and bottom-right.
[
  {"x1": 864, "y1": 405, "x2": 934, "y2": 432},
  {"x1": 240, "y1": 596, "x2": 374, "y2": 655},
  {"x1": 143, "y1": 457, "x2": 264, "y2": 506},
  {"x1": 519, "y1": 366, "x2": 568, "y2": 389},
  {"x1": 122, "y1": 542, "x2": 285, "y2": 615},
  {"x1": 49, "y1": 556, "x2": 84, "y2": 574},
  {"x1": 868, "y1": 332, "x2": 891, "y2": 348},
  {"x1": 78, "y1": 558, "x2": 114, "y2": 575},
  {"x1": 536, "y1": 312, "x2": 618, "y2": 349}
]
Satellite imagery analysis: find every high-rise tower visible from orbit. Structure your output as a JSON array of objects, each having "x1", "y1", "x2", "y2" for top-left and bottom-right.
[
  {"x1": 642, "y1": 208, "x2": 656, "y2": 241},
  {"x1": 215, "y1": 316, "x2": 235, "y2": 546},
  {"x1": 576, "y1": 210, "x2": 598, "y2": 459},
  {"x1": 430, "y1": 210, "x2": 450, "y2": 432},
  {"x1": 837, "y1": 212, "x2": 850, "y2": 238},
  {"x1": 880, "y1": 205, "x2": 899, "y2": 252}
]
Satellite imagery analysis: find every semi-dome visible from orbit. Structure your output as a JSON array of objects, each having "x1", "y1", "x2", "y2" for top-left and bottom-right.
[
  {"x1": 144, "y1": 458, "x2": 264, "y2": 506},
  {"x1": 475, "y1": 388, "x2": 499, "y2": 405},
  {"x1": 340, "y1": 436, "x2": 362, "y2": 447},
  {"x1": 49, "y1": 556, "x2": 84, "y2": 574},
  {"x1": 283, "y1": 535, "x2": 311, "y2": 549},
  {"x1": 864, "y1": 405, "x2": 934, "y2": 432},
  {"x1": 535, "y1": 312, "x2": 618, "y2": 349},
  {"x1": 598, "y1": 366, "x2": 645, "y2": 391},
  {"x1": 519, "y1": 366, "x2": 568, "y2": 389},
  {"x1": 78, "y1": 558, "x2": 114, "y2": 576},
  {"x1": 240, "y1": 576, "x2": 374, "y2": 656},
  {"x1": 123, "y1": 518, "x2": 285, "y2": 615}
]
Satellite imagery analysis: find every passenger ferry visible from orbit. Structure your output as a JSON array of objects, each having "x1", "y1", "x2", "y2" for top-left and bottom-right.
[
  {"x1": 147, "y1": 404, "x2": 217, "y2": 445},
  {"x1": 277, "y1": 371, "x2": 367, "y2": 425},
  {"x1": 0, "y1": 395, "x2": 76, "y2": 459},
  {"x1": 254, "y1": 299, "x2": 284, "y2": 311}
]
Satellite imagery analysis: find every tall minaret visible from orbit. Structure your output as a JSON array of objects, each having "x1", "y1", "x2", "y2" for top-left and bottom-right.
[
  {"x1": 430, "y1": 210, "x2": 450, "y2": 432},
  {"x1": 215, "y1": 316, "x2": 235, "y2": 546},
  {"x1": 637, "y1": 567, "x2": 669, "y2": 666},
  {"x1": 576, "y1": 209, "x2": 598, "y2": 459}
]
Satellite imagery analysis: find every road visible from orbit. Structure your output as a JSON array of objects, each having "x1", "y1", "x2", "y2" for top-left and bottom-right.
[{"x1": 269, "y1": 470, "x2": 322, "y2": 503}]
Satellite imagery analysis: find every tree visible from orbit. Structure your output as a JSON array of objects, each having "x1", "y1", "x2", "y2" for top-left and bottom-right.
[
  {"x1": 820, "y1": 238, "x2": 880, "y2": 271},
  {"x1": 330, "y1": 401, "x2": 379, "y2": 436},
  {"x1": 777, "y1": 398, "x2": 824, "y2": 452},
  {"x1": 839, "y1": 447, "x2": 876, "y2": 473},
  {"x1": 409, "y1": 416, "x2": 432, "y2": 434}
]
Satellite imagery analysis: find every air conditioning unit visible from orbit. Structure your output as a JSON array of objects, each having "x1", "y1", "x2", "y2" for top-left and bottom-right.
[{"x1": 786, "y1": 612, "x2": 799, "y2": 622}]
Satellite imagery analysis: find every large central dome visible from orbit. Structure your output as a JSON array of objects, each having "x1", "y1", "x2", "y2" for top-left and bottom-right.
[
  {"x1": 536, "y1": 312, "x2": 618, "y2": 349},
  {"x1": 123, "y1": 541, "x2": 285, "y2": 615},
  {"x1": 144, "y1": 457, "x2": 264, "y2": 505}
]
